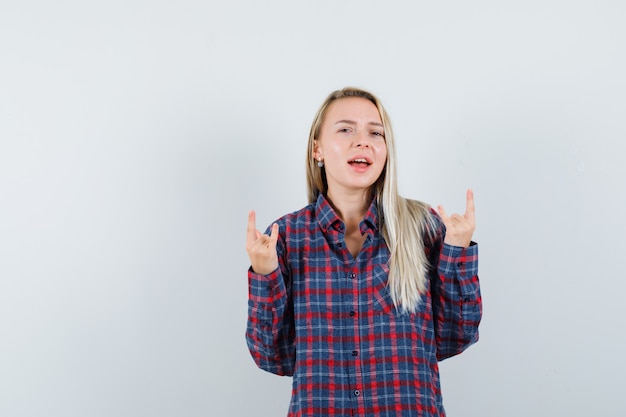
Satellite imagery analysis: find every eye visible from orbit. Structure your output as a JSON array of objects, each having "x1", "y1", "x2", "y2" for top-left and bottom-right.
[
  {"x1": 371, "y1": 130, "x2": 384, "y2": 137},
  {"x1": 338, "y1": 127, "x2": 352, "y2": 133}
]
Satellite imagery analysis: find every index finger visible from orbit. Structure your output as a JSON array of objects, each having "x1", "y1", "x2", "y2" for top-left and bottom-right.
[
  {"x1": 247, "y1": 210, "x2": 258, "y2": 244},
  {"x1": 464, "y1": 189, "x2": 475, "y2": 220}
]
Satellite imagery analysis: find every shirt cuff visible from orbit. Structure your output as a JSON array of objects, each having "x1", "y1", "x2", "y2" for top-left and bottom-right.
[
  {"x1": 248, "y1": 266, "x2": 285, "y2": 302},
  {"x1": 440, "y1": 242, "x2": 478, "y2": 278}
]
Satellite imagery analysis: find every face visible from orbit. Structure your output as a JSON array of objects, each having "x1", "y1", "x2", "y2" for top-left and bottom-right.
[{"x1": 314, "y1": 97, "x2": 387, "y2": 198}]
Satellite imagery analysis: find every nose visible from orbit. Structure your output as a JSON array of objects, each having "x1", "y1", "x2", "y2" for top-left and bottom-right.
[{"x1": 355, "y1": 131, "x2": 369, "y2": 148}]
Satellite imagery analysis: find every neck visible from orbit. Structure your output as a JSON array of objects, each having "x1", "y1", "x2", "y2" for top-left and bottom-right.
[{"x1": 326, "y1": 188, "x2": 371, "y2": 231}]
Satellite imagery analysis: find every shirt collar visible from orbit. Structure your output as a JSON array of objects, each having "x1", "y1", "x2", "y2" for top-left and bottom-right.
[
  {"x1": 314, "y1": 193, "x2": 380, "y2": 234},
  {"x1": 360, "y1": 198, "x2": 379, "y2": 235}
]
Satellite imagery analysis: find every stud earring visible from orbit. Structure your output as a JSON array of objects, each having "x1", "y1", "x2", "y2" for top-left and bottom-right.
[{"x1": 317, "y1": 159, "x2": 324, "y2": 168}]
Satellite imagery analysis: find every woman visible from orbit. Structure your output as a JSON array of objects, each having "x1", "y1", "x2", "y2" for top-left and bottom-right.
[{"x1": 246, "y1": 87, "x2": 481, "y2": 416}]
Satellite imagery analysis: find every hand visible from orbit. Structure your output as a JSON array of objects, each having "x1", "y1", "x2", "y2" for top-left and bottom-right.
[
  {"x1": 246, "y1": 210, "x2": 279, "y2": 275},
  {"x1": 437, "y1": 189, "x2": 476, "y2": 248}
]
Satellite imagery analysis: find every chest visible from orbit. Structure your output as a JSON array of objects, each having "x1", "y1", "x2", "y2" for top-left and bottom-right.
[{"x1": 286, "y1": 228, "x2": 390, "y2": 310}]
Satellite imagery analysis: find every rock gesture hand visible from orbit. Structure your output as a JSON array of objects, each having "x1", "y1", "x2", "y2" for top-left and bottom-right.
[
  {"x1": 246, "y1": 210, "x2": 279, "y2": 275},
  {"x1": 437, "y1": 189, "x2": 476, "y2": 248}
]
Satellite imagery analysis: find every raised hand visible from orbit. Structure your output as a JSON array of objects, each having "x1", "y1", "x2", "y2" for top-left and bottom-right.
[
  {"x1": 437, "y1": 189, "x2": 476, "y2": 248},
  {"x1": 246, "y1": 210, "x2": 279, "y2": 275}
]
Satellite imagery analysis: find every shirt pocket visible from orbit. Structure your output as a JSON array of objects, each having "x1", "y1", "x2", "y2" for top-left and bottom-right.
[
  {"x1": 370, "y1": 263, "x2": 430, "y2": 318},
  {"x1": 371, "y1": 263, "x2": 395, "y2": 315}
]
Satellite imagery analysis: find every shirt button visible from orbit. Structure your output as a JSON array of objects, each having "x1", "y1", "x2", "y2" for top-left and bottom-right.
[
  {"x1": 349, "y1": 311, "x2": 356, "y2": 317},
  {"x1": 352, "y1": 350, "x2": 358, "y2": 357},
  {"x1": 354, "y1": 390, "x2": 360, "y2": 397},
  {"x1": 349, "y1": 273, "x2": 356, "y2": 279},
  {"x1": 337, "y1": 242, "x2": 343, "y2": 248},
  {"x1": 457, "y1": 262, "x2": 464, "y2": 267}
]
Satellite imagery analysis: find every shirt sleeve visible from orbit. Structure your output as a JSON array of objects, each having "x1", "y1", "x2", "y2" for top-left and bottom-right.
[
  {"x1": 431, "y1": 240, "x2": 482, "y2": 361},
  {"x1": 245, "y1": 232, "x2": 296, "y2": 376}
]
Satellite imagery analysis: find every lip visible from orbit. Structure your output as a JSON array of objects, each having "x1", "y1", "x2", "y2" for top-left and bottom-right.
[
  {"x1": 349, "y1": 163, "x2": 371, "y2": 173},
  {"x1": 347, "y1": 154, "x2": 373, "y2": 173}
]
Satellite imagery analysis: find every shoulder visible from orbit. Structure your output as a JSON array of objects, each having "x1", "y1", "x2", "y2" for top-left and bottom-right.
[
  {"x1": 403, "y1": 197, "x2": 445, "y2": 245},
  {"x1": 267, "y1": 202, "x2": 317, "y2": 256},
  {"x1": 403, "y1": 197, "x2": 441, "y2": 226}
]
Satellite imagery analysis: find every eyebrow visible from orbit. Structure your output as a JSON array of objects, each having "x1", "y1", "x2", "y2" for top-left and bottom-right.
[{"x1": 334, "y1": 119, "x2": 384, "y2": 128}]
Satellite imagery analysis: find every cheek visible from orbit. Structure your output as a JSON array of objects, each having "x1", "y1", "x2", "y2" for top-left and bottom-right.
[
  {"x1": 377, "y1": 144, "x2": 388, "y2": 163},
  {"x1": 328, "y1": 143, "x2": 348, "y2": 161}
]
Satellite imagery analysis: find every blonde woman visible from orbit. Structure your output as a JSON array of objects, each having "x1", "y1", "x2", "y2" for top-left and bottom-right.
[{"x1": 246, "y1": 87, "x2": 481, "y2": 416}]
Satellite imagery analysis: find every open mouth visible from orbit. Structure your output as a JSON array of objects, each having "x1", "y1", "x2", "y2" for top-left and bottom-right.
[{"x1": 348, "y1": 158, "x2": 371, "y2": 167}]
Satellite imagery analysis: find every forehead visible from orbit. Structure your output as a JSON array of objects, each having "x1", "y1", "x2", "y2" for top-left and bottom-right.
[{"x1": 324, "y1": 97, "x2": 382, "y2": 123}]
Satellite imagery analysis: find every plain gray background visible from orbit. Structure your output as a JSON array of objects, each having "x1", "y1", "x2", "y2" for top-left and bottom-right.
[{"x1": 1, "y1": 1, "x2": 625, "y2": 416}]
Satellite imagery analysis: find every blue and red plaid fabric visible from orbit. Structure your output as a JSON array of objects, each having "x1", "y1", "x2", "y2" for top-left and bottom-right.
[{"x1": 246, "y1": 193, "x2": 481, "y2": 416}]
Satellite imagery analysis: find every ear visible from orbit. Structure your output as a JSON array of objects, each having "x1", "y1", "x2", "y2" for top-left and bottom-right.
[{"x1": 313, "y1": 139, "x2": 323, "y2": 160}]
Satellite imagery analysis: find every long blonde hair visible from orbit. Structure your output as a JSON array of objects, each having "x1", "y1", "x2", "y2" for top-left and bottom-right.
[{"x1": 306, "y1": 87, "x2": 436, "y2": 314}]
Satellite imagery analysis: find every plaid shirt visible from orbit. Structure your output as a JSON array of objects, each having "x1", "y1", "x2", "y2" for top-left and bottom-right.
[{"x1": 246, "y1": 194, "x2": 481, "y2": 416}]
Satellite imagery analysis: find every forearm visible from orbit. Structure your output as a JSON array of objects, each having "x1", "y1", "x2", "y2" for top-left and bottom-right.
[
  {"x1": 432, "y1": 242, "x2": 482, "y2": 361},
  {"x1": 245, "y1": 266, "x2": 296, "y2": 376}
]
